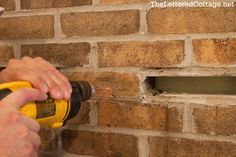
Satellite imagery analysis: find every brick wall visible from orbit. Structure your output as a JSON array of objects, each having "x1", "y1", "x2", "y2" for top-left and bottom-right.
[{"x1": 0, "y1": 0, "x2": 236, "y2": 157}]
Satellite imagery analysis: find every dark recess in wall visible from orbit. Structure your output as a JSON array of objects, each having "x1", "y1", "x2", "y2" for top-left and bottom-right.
[{"x1": 146, "y1": 76, "x2": 236, "y2": 95}]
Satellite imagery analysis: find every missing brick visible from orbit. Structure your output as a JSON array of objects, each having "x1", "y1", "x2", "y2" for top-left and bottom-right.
[{"x1": 146, "y1": 76, "x2": 236, "y2": 95}]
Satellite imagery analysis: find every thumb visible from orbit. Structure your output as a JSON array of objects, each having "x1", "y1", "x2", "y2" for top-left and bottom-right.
[{"x1": 1, "y1": 88, "x2": 48, "y2": 109}]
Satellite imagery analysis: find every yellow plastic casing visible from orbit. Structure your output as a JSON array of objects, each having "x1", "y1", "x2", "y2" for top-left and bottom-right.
[{"x1": 0, "y1": 81, "x2": 70, "y2": 128}]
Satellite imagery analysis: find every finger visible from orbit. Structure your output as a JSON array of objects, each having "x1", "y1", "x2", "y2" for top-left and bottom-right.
[
  {"x1": 30, "y1": 69, "x2": 63, "y2": 99},
  {"x1": 0, "y1": 59, "x2": 20, "y2": 82},
  {"x1": 20, "y1": 57, "x2": 49, "y2": 93},
  {"x1": 35, "y1": 58, "x2": 72, "y2": 94},
  {"x1": 34, "y1": 65, "x2": 66, "y2": 99},
  {"x1": 19, "y1": 71, "x2": 49, "y2": 93},
  {"x1": 22, "y1": 56, "x2": 33, "y2": 61},
  {"x1": 21, "y1": 115, "x2": 40, "y2": 133},
  {"x1": 51, "y1": 69, "x2": 72, "y2": 94},
  {"x1": 41, "y1": 69, "x2": 69, "y2": 100},
  {"x1": 29, "y1": 132, "x2": 41, "y2": 150},
  {"x1": 22, "y1": 143, "x2": 38, "y2": 157},
  {"x1": 37, "y1": 58, "x2": 72, "y2": 96},
  {"x1": 44, "y1": 69, "x2": 70, "y2": 99},
  {"x1": 1, "y1": 88, "x2": 47, "y2": 109}
]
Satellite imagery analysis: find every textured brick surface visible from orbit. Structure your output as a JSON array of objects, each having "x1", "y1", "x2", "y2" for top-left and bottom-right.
[
  {"x1": 21, "y1": 0, "x2": 92, "y2": 9},
  {"x1": 149, "y1": 137, "x2": 236, "y2": 157},
  {"x1": 38, "y1": 152, "x2": 55, "y2": 157},
  {"x1": 167, "y1": 105, "x2": 184, "y2": 132},
  {"x1": 66, "y1": 101, "x2": 91, "y2": 125},
  {"x1": 21, "y1": 43, "x2": 90, "y2": 67},
  {"x1": 98, "y1": 100, "x2": 183, "y2": 132},
  {"x1": 192, "y1": 105, "x2": 216, "y2": 135},
  {"x1": 39, "y1": 128, "x2": 54, "y2": 152},
  {"x1": 193, "y1": 38, "x2": 236, "y2": 66},
  {"x1": 98, "y1": 100, "x2": 166, "y2": 130},
  {"x1": 0, "y1": 45, "x2": 14, "y2": 65},
  {"x1": 1, "y1": 0, "x2": 235, "y2": 156},
  {"x1": 98, "y1": 41, "x2": 184, "y2": 68},
  {"x1": 149, "y1": 137, "x2": 166, "y2": 157},
  {"x1": 0, "y1": 0, "x2": 15, "y2": 11},
  {"x1": 147, "y1": 8, "x2": 236, "y2": 34},
  {"x1": 62, "y1": 130, "x2": 139, "y2": 157},
  {"x1": 101, "y1": 0, "x2": 148, "y2": 4},
  {"x1": 216, "y1": 106, "x2": 236, "y2": 136},
  {"x1": 61, "y1": 10, "x2": 140, "y2": 37},
  {"x1": 0, "y1": 16, "x2": 54, "y2": 40},
  {"x1": 215, "y1": 142, "x2": 236, "y2": 157},
  {"x1": 192, "y1": 104, "x2": 236, "y2": 136},
  {"x1": 68, "y1": 71, "x2": 140, "y2": 99}
]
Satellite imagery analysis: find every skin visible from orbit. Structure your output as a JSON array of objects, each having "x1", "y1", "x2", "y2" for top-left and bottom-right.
[
  {"x1": 0, "y1": 88, "x2": 47, "y2": 157},
  {"x1": 0, "y1": 57, "x2": 71, "y2": 157},
  {"x1": 0, "y1": 56, "x2": 72, "y2": 99}
]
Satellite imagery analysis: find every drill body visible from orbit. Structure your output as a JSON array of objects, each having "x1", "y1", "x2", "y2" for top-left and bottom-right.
[{"x1": 0, "y1": 81, "x2": 92, "y2": 128}]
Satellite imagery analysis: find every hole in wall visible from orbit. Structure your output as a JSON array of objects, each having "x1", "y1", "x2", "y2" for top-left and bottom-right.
[{"x1": 146, "y1": 76, "x2": 236, "y2": 95}]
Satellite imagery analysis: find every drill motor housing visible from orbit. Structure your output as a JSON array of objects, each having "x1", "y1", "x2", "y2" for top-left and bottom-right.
[{"x1": 0, "y1": 81, "x2": 93, "y2": 128}]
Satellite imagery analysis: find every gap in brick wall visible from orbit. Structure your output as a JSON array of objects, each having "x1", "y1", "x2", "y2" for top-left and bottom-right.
[{"x1": 146, "y1": 76, "x2": 236, "y2": 95}]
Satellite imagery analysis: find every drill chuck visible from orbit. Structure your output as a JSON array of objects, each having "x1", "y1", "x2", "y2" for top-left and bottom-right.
[{"x1": 65, "y1": 81, "x2": 94, "y2": 123}]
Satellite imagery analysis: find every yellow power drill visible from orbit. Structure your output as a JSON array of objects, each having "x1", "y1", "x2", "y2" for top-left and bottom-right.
[
  {"x1": 0, "y1": 81, "x2": 93, "y2": 128},
  {"x1": 0, "y1": 9, "x2": 93, "y2": 128}
]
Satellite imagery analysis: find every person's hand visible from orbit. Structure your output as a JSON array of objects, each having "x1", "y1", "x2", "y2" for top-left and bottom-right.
[
  {"x1": 0, "y1": 57, "x2": 72, "y2": 100},
  {"x1": 0, "y1": 88, "x2": 47, "y2": 157}
]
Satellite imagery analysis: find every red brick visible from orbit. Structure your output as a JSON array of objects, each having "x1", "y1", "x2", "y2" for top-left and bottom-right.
[
  {"x1": 61, "y1": 10, "x2": 140, "y2": 37},
  {"x1": 149, "y1": 137, "x2": 166, "y2": 157},
  {"x1": 101, "y1": 0, "x2": 148, "y2": 4},
  {"x1": 0, "y1": 0, "x2": 15, "y2": 11},
  {"x1": 98, "y1": 100, "x2": 183, "y2": 132},
  {"x1": 38, "y1": 152, "x2": 55, "y2": 157},
  {"x1": 39, "y1": 128, "x2": 55, "y2": 152},
  {"x1": 216, "y1": 106, "x2": 236, "y2": 136},
  {"x1": 149, "y1": 137, "x2": 236, "y2": 157},
  {"x1": 192, "y1": 105, "x2": 216, "y2": 135},
  {"x1": 0, "y1": 45, "x2": 14, "y2": 65},
  {"x1": 62, "y1": 130, "x2": 139, "y2": 157},
  {"x1": 98, "y1": 100, "x2": 166, "y2": 130},
  {"x1": 21, "y1": 43, "x2": 90, "y2": 67},
  {"x1": 167, "y1": 104, "x2": 184, "y2": 132},
  {"x1": 21, "y1": 0, "x2": 92, "y2": 9},
  {"x1": 215, "y1": 142, "x2": 236, "y2": 157},
  {"x1": 147, "y1": 8, "x2": 236, "y2": 34},
  {"x1": 68, "y1": 71, "x2": 140, "y2": 99},
  {"x1": 66, "y1": 101, "x2": 91, "y2": 125},
  {"x1": 192, "y1": 104, "x2": 236, "y2": 136},
  {"x1": 193, "y1": 38, "x2": 236, "y2": 66},
  {"x1": 98, "y1": 41, "x2": 184, "y2": 68},
  {"x1": 0, "y1": 15, "x2": 54, "y2": 40}
]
